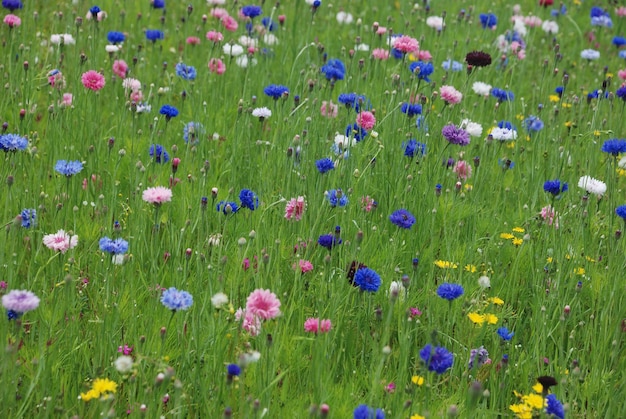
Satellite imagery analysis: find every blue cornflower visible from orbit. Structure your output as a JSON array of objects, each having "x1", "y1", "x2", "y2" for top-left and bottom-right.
[
  {"x1": 441, "y1": 59, "x2": 464, "y2": 72},
  {"x1": 263, "y1": 84, "x2": 289, "y2": 100},
  {"x1": 591, "y1": 6, "x2": 608, "y2": 18},
  {"x1": 239, "y1": 189, "x2": 259, "y2": 210},
  {"x1": 318, "y1": 234, "x2": 341, "y2": 250},
  {"x1": 591, "y1": 15, "x2": 613, "y2": 27},
  {"x1": 491, "y1": 88, "x2": 514, "y2": 101},
  {"x1": 419, "y1": 344, "x2": 454, "y2": 374},
  {"x1": 345, "y1": 123, "x2": 367, "y2": 142},
  {"x1": 620, "y1": 50, "x2": 626, "y2": 59},
  {"x1": 416, "y1": 116, "x2": 429, "y2": 132},
  {"x1": 0, "y1": 133, "x2": 28, "y2": 151},
  {"x1": 437, "y1": 283, "x2": 464, "y2": 301},
  {"x1": 337, "y1": 93, "x2": 370, "y2": 112},
  {"x1": 353, "y1": 404, "x2": 385, "y2": 419},
  {"x1": 2, "y1": 0, "x2": 23, "y2": 12},
  {"x1": 107, "y1": 31, "x2": 125, "y2": 44},
  {"x1": 497, "y1": 327, "x2": 514, "y2": 341},
  {"x1": 403, "y1": 139, "x2": 426, "y2": 158},
  {"x1": 227, "y1": 364, "x2": 241, "y2": 376},
  {"x1": 326, "y1": 189, "x2": 348, "y2": 207},
  {"x1": 545, "y1": 394, "x2": 565, "y2": 419},
  {"x1": 389, "y1": 209, "x2": 416, "y2": 229},
  {"x1": 183, "y1": 122, "x2": 205, "y2": 144},
  {"x1": 616, "y1": 86, "x2": 626, "y2": 101},
  {"x1": 400, "y1": 102, "x2": 422, "y2": 117},
  {"x1": 55, "y1": 160, "x2": 84, "y2": 177},
  {"x1": 241, "y1": 5, "x2": 263, "y2": 19},
  {"x1": 175, "y1": 62, "x2": 197, "y2": 80},
  {"x1": 321, "y1": 59, "x2": 346, "y2": 81},
  {"x1": 409, "y1": 61, "x2": 434, "y2": 82},
  {"x1": 146, "y1": 29, "x2": 164, "y2": 42},
  {"x1": 316, "y1": 158, "x2": 335, "y2": 174},
  {"x1": 555, "y1": 86, "x2": 564, "y2": 96},
  {"x1": 89, "y1": 5, "x2": 101, "y2": 17},
  {"x1": 587, "y1": 89, "x2": 608, "y2": 100},
  {"x1": 99, "y1": 237, "x2": 129, "y2": 254},
  {"x1": 543, "y1": 179, "x2": 568, "y2": 196},
  {"x1": 497, "y1": 120, "x2": 516, "y2": 130},
  {"x1": 161, "y1": 287, "x2": 193, "y2": 311},
  {"x1": 20, "y1": 209, "x2": 36, "y2": 228},
  {"x1": 479, "y1": 13, "x2": 497, "y2": 29},
  {"x1": 159, "y1": 104, "x2": 179, "y2": 120},
  {"x1": 354, "y1": 267, "x2": 381, "y2": 292},
  {"x1": 217, "y1": 201, "x2": 239, "y2": 214},
  {"x1": 613, "y1": 36, "x2": 626, "y2": 48},
  {"x1": 261, "y1": 17, "x2": 276, "y2": 31},
  {"x1": 601, "y1": 139, "x2": 626, "y2": 155},
  {"x1": 616, "y1": 205, "x2": 626, "y2": 220},
  {"x1": 149, "y1": 144, "x2": 170, "y2": 163},
  {"x1": 523, "y1": 116, "x2": 544, "y2": 133},
  {"x1": 152, "y1": 0, "x2": 165, "y2": 9}
]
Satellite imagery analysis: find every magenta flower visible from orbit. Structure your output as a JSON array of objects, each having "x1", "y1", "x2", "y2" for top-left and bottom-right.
[
  {"x1": 112, "y1": 60, "x2": 128, "y2": 79},
  {"x1": 304, "y1": 318, "x2": 332, "y2": 334},
  {"x1": 81, "y1": 70, "x2": 106, "y2": 91},
  {"x1": 284, "y1": 196, "x2": 306, "y2": 221},
  {"x1": 356, "y1": 111, "x2": 376, "y2": 130},
  {"x1": 42, "y1": 229, "x2": 78, "y2": 253},
  {"x1": 245, "y1": 289, "x2": 281, "y2": 320}
]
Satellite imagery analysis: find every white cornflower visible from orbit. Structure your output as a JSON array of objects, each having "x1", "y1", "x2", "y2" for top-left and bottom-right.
[
  {"x1": 578, "y1": 176, "x2": 607, "y2": 197},
  {"x1": 472, "y1": 81, "x2": 492, "y2": 96}
]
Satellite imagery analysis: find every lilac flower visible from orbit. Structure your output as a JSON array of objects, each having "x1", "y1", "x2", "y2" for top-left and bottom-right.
[
  {"x1": 2, "y1": 290, "x2": 40, "y2": 318},
  {"x1": 468, "y1": 346, "x2": 490, "y2": 369},
  {"x1": 442, "y1": 124, "x2": 470, "y2": 146}
]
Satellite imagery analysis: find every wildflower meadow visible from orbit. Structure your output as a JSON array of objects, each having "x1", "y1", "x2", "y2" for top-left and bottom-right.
[{"x1": 2, "y1": 0, "x2": 626, "y2": 417}]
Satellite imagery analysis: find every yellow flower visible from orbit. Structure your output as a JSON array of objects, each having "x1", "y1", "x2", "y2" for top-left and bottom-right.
[
  {"x1": 411, "y1": 375, "x2": 425, "y2": 386},
  {"x1": 506, "y1": 141, "x2": 516, "y2": 149},
  {"x1": 564, "y1": 121, "x2": 574, "y2": 128},
  {"x1": 80, "y1": 389, "x2": 100, "y2": 402},
  {"x1": 512, "y1": 227, "x2": 525, "y2": 233},
  {"x1": 500, "y1": 233, "x2": 514, "y2": 240},
  {"x1": 464, "y1": 184, "x2": 473, "y2": 191},
  {"x1": 411, "y1": 415, "x2": 426, "y2": 419},
  {"x1": 546, "y1": 257, "x2": 553, "y2": 263},
  {"x1": 489, "y1": 297, "x2": 504, "y2": 306},
  {"x1": 484, "y1": 313, "x2": 499, "y2": 324},
  {"x1": 516, "y1": 114, "x2": 525, "y2": 121},
  {"x1": 509, "y1": 403, "x2": 534, "y2": 419},
  {"x1": 549, "y1": 95, "x2": 560, "y2": 102},
  {"x1": 561, "y1": 102, "x2": 572, "y2": 108},
  {"x1": 523, "y1": 393, "x2": 545, "y2": 409},
  {"x1": 468, "y1": 312, "x2": 485, "y2": 325},
  {"x1": 92, "y1": 378, "x2": 117, "y2": 395},
  {"x1": 464, "y1": 264, "x2": 477, "y2": 273},
  {"x1": 585, "y1": 256, "x2": 595, "y2": 263},
  {"x1": 532, "y1": 382, "x2": 543, "y2": 394},
  {"x1": 574, "y1": 267, "x2": 585, "y2": 275},
  {"x1": 618, "y1": 168, "x2": 626, "y2": 177},
  {"x1": 512, "y1": 238, "x2": 523, "y2": 246},
  {"x1": 434, "y1": 260, "x2": 458, "y2": 269},
  {"x1": 594, "y1": 130, "x2": 600, "y2": 137}
]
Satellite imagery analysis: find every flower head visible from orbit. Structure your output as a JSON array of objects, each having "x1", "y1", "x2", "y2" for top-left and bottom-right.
[
  {"x1": 159, "y1": 104, "x2": 179, "y2": 120},
  {"x1": 479, "y1": 13, "x2": 497, "y2": 29},
  {"x1": 304, "y1": 318, "x2": 332, "y2": 334},
  {"x1": 285, "y1": 196, "x2": 306, "y2": 221},
  {"x1": 246, "y1": 288, "x2": 281, "y2": 320},
  {"x1": 142, "y1": 186, "x2": 172, "y2": 205},
  {"x1": 419, "y1": 344, "x2": 454, "y2": 374},
  {"x1": 241, "y1": 5, "x2": 262, "y2": 18},
  {"x1": 107, "y1": 31, "x2": 125, "y2": 44},
  {"x1": 0, "y1": 133, "x2": 28, "y2": 152},
  {"x1": 440, "y1": 85, "x2": 463, "y2": 105},
  {"x1": 146, "y1": 29, "x2": 164, "y2": 42},
  {"x1": 578, "y1": 176, "x2": 606, "y2": 197},
  {"x1": 3, "y1": 13, "x2": 20, "y2": 27},
  {"x1": 251, "y1": 107, "x2": 271, "y2": 120},
  {"x1": 99, "y1": 237, "x2": 129, "y2": 255},
  {"x1": 442, "y1": 124, "x2": 470, "y2": 146},
  {"x1": 468, "y1": 346, "x2": 490, "y2": 369},
  {"x1": 437, "y1": 283, "x2": 464, "y2": 301},
  {"x1": 465, "y1": 50, "x2": 492, "y2": 67},
  {"x1": 354, "y1": 267, "x2": 382, "y2": 292},
  {"x1": 263, "y1": 84, "x2": 289, "y2": 100},
  {"x1": 543, "y1": 179, "x2": 568, "y2": 196},
  {"x1": 216, "y1": 201, "x2": 239, "y2": 214},
  {"x1": 400, "y1": 103, "x2": 422, "y2": 117},
  {"x1": 545, "y1": 394, "x2": 565, "y2": 419},
  {"x1": 326, "y1": 189, "x2": 348, "y2": 207},
  {"x1": 497, "y1": 326, "x2": 514, "y2": 341},
  {"x1": 161, "y1": 287, "x2": 193, "y2": 311},
  {"x1": 491, "y1": 88, "x2": 514, "y2": 102},
  {"x1": 316, "y1": 158, "x2": 335, "y2": 174},
  {"x1": 616, "y1": 205, "x2": 626, "y2": 220},
  {"x1": 175, "y1": 62, "x2": 197, "y2": 80},
  {"x1": 81, "y1": 70, "x2": 106, "y2": 91},
  {"x1": 2, "y1": 0, "x2": 23, "y2": 12},
  {"x1": 55, "y1": 160, "x2": 83, "y2": 176},
  {"x1": 601, "y1": 138, "x2": 626, "y2": 156},
  {"x1": 19, "y1": 209, "x2": 36, "y2": 228},
  {"x1": 149, "y1": 144, "x2": 170, "y2": 163},
  {"x1": 353, "y1": 404, "x2": 385, "y2": 419},
  {"x1": 389, "y1": 209, "x2": 416, "y2": 229},
  {"x1": 321, "y1": 59, "x2": 346, "y2": 81},
  {"x1": 2, "y1": 290, "x2": 40, "y2": 314},
  {"x1": 318, "y1": 234, "x2": 341, "y2": 250},
  {"x1": 409, "y1": 61, "x2": 434, "y2": 82},
  {"x1": 392, "y1": 35, "x2": 419, "y2": 54},
  {"x1": 43, "y1": 229, "x2": 78, "y2": 253},
  {"x1": 239, "y1": 189, "x2": 259, "y2": 210},
  {"x1": 356, "y1": 111, "x2": 376, "y2": 130},
  {"x1": 403, "y1": 139, "x2": 426, "y2": 158}
]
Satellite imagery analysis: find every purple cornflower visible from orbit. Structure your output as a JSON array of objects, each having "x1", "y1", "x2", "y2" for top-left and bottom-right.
[
  {"x1": 468, "y1": 346, "x2": 490, "y2": 369},
  {"x1": 442, "y1": 124, "x2": 470, "y2": 146},
  {"x1": 2, "y1": 290, "x2": 40, "y2": 317}
]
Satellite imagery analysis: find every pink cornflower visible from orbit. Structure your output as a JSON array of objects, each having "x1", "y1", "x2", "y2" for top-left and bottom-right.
[
  {"x1": 304, "y1": 318, "x2": 332, "y2": 334},
  {"x1": 524, "y1": 16, "x2": 543, "y2": 27},
  {"x1": 112, "y1": 60, "x2": 128, "y2": 79},
  {"x1": 208, "y1": 58, "x2": 226, "y2": 75},
  {"x1": 211, "y1": 7, "x2": 229, "y2": 19},
  {"x1": 392, "y1": 35, "x2": 419, "y2": 54},
  {"x1": 440, "y1": 85, "x2": 463, "y2": 105},
  {"x1": 130, "y1": 90, "x2": 143, "y2": 103},
  {"x1": 122, "y1": 78, "x2": 141, "y2": 92},
  {"x1": 48, "y1": 71, "x2": 65, "y2": 88},
  {"x1": 361, "y1": 196, "x2": 376, "y2": 212},
  {"x1": 320, "y1": 101, "x2": 338, "y2": 118},
  {"x1": 540, "y1": 205, "x2": 559, "y2": 228},
  {"x1": 408, "y1": 307, "x2": 423, "y2": 319},
  {"x1": 43, "y1": 229, "x2": 79, "y2": 253},
  {"x1": 60, "y1": 93, "x2": 73, "y2": 107},
  {"x1": 453, "y1": 160, "x2": 472, "y2": 180},
  {"x1": 81, "y1": 70, "x2": 106, "y2": 91},
  {"x1": 3, "y1": 14, "x2": 21, "y2": 28},
  {"x1": 221, "y1": 15, "x2": 238, "y2": 32},
  {"x1": 371, "y1": 48, "x2": 389, "y2": 60},
  {"x1": 618, "y1": 70, "x2": 626, "y2": 80},
  {"x1": 376, "y1": 26, "x2": 387, "y2": 36},
  {"x1": 235, "y1": 308, "x2": 262, "y2": 336},
  {"x1": 186, "y1": 36, "x2": 200, "y2": 45},
  {"x1": 285, "y1": 196, "x2": 306, "y2": 221},
  {"x1": 418, "y1": 50, "x2": 433, "y2": 61},
  {"x1": 356, "y1": 111, "x2": 376, "y2": 130},
  {"x1": 617, "y1": 7, "x2": 626, "y2": 17},
  {"x1": 206, "y1": 30, "x2": 224, "y2": 43},
  {"x1": 294, "y1": 259, "x2": 314, "y2": 273},
  {"x1": 118, "y1": 344, "x2": 134, "y2": 355},
  {"x1": 245, "y1": 289, "x2": 281, "y2": 320},
  {"x1": 142, "y1": 186, "x2": 173, "y2": 205}
]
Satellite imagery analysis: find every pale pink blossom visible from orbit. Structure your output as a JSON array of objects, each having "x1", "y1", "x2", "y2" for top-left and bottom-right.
[
  {"x1": 221, "y1": 15, "x2": 238, "y2": 32},
  {"x1": 524, "y1": 16, "x2": 543, "y2": 27},
  {"x1": 320, "y1": 101, "x2": 338, "y2": 118},
  {"x1": 210, "y1": 7, "x2": 229, "y2": 19},
  {"x1": 208, "y1": 58, "x2": 226, "y2": 75},
  {"x1": 417, "y1": 50, "x2": 433, "y2": 61},
  {"x1": 130, "y1": 90, "x2": 143, "y2": 103},
  {"x1": 392, "y1": 35, "x2": 419, "y2": 54},
  {"x1": 142, "y1": 186, "x2": 173, "y2": 205},
  {"x1": 294, "y1": 259, "x2": 314, "y2": 273},
  {"x1": 3, "y1": 14, "x2": 21, "y2": 28},
  {"x1": 60, "y1": 93, "x2": 73, "y2": 107},
  {"x1": 371, "y1": 48, "x2": 389, "y2": 60},
  {"x1": 235, "y1": 308, "x2": 262, "y2": 336},
  {"x1": 304, "y1": 318, "x2": 332, "y2": 334},
  {"x1": 617, "y1": 7, "x2": 626, "y2": 18},
  {"x1": 81, "y1": 70, "x2": 106, "y2": 91},
  {"x1": 376, "y1": 26, "x2": 387, "y2": 36},
  {"x1": 86, "y1": 10, "x2": 107, "y2": 21},
  {"x1": 285, "y1": 196, "x2": 306, "y2": 221},
  {"x1": 112, "y1": 60, "x2": 128, "y2": 79},
  {"x1": 122, "y1": 78, "x2": 141, "y2": 92},
  {"x1": 48, "y1": 71, "x2": 65, "y2": 89},
  {"x1": 440, "y1": 85, "x2": 463, "y2": 105},
  {"x1": 361, "y1": 196, "x2": 376, "y2": 212},
  {"x1": 540, "y1": 205, "x2": 559, "y2": 228},
  {"x1": 356, "y1": 111, "x2": 376, "y2": 130},
  {"x1": 245, "y1": 289, "x2": 281, "y2": 320},
  {"x1": 206, "y1": 30, "x2": 224, "y2": 43},
  {"x1": 453, "y1": 160, "x2": 472, "y2": 180},
  {"x1": 186, "y1": 36, "x2": 201, "y2": 45},
  {"x1": 43, "y1": 229, "x2": 78, "y2": 253}
]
